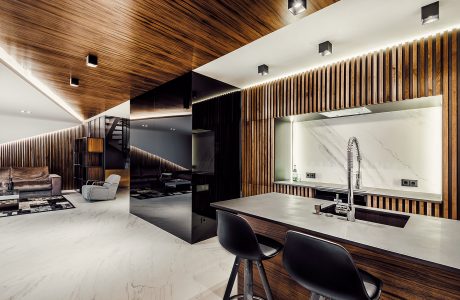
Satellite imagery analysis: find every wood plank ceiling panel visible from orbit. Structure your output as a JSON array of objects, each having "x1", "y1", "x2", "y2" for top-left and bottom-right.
[{"x1": 0, "y1": 0, "x2": 338, "y2": 119}]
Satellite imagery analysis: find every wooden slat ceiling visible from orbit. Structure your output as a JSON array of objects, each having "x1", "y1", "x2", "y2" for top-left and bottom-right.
[{"x1": 0, "y1": 0, "x2": 338, "y2": 119}]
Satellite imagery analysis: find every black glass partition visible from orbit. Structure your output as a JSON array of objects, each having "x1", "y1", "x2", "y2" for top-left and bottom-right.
[
  {"x1": 130, "y1": 116, "x2": 192, "y2": 242},
  {"x1": 130, "y1": 71, "x2": 240, "y2": 243}
]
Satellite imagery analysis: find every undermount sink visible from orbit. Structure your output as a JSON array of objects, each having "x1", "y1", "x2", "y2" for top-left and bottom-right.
[{"x1": 320, "y1": 204, "x2": 410, "y2": 228}]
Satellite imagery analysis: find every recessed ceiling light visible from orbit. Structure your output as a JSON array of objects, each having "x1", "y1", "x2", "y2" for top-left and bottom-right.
[
  {"x1": 70, "y1": 76, "x2": 79, "y2": 87},
  {"x1": 86, "y1": 54, "x2": 98, "y2": 67},
  {"x1": 258, "y1": 64, "x2": 269, "y2": 76},
  {"x1": 421, "y1": 1, "x2": 439, "y2": 25},
  {"x1": 141, "y1": 124, "x2": 149, "y2": 128},
  {"x1": 288, "y1": 0, "x2": 307, "y2": 15},
  {"x1": 20, "y1": 110, "x2": 31, "y2": 114},
  {"x1": 170, "y1": 128, "x2": 176, "y2": 131},
  {"x1": 319, "y1": 41, "x2": 333, "y2": 56}
]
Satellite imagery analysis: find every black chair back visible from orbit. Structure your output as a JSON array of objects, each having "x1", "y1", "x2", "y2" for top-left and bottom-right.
[
  {"x1": 283, "y1": 231, "x2": 371, "y2": 300},
  {"x1": 217, "y1": 210, "x2": 262, "y2": 261}
]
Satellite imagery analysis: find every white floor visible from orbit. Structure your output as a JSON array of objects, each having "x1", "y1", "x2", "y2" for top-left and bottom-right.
[{"x1": 0, "y1": 190, "x2": 235, "y2": 300}]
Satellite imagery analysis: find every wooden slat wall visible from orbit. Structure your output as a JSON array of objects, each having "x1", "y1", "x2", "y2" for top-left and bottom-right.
[
  {"x1": 366, "y1": 195, "x2": 442, "y2": 218},
  {"x1": 0, "y1": 126, "x2": 85, "y2": 190},
  {"x1": 241, "y1": 29, "x2": 459, "y2": 219}
]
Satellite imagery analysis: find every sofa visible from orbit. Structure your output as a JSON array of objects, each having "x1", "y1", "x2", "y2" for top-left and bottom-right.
[
  {"x1": 0, "y1": 168, "x2": 10, "y2": 189},
  {"x1": 0, "y1": 167, "x2": 61, "y2": 198}
]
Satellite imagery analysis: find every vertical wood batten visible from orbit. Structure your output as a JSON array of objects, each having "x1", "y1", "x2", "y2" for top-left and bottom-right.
[
  {"x1": 241, "y1": 29, "x2": 457, "y2": 219},
  {"x1": 0, "y1": 126, "x2": 84, "y2": 189}
]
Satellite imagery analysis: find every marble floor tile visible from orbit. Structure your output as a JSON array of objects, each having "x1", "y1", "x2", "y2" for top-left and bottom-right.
[{"x1": 0, "y1": 190, "x2": 235, "y2": 300}]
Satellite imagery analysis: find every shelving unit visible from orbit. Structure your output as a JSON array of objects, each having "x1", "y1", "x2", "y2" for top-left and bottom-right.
[{"x1": 73, "y1": 137, "x2": 104, "y2": 192}]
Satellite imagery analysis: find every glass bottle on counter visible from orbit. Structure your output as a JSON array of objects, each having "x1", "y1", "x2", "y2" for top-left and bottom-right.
[{"x1": 292, "y1": 164, "x2": 298, "y2": 182}]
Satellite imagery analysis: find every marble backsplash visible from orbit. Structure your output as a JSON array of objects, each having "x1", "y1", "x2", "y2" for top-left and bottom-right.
[{"x1": 292, "y1": 107, "x2": 442, "y2": 194}]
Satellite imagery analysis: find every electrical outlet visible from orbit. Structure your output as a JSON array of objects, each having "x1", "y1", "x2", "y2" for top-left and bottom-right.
[
  {"x1": 305, "y1": 172, "x2": 316, "y2": 179},
  {"x1": 401, "y1": 179, "x2": 418, "y2": 187}
]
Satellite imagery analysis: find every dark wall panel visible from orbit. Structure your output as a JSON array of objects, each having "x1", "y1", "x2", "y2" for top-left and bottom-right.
[{"x1": 193, "y1": 91, "x2": 242, "y2": 203}]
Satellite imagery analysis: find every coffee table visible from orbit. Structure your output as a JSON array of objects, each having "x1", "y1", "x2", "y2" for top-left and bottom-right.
[
  {"x1": 0, "y1": 190, "x2": 20, "y2": 210},
  {"x1": 0, "y1": 189, "x2": 19, "y2": 201}
]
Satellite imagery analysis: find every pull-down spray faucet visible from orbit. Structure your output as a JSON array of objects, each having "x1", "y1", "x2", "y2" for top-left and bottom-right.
[{"x1": 347, "y1": 137, "x2": 362, "y2": 222}]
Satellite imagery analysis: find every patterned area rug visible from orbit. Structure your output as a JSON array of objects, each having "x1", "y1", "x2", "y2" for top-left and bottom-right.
[{"x1": 0, "y1": 196, "x2": 75, "y2": 218}]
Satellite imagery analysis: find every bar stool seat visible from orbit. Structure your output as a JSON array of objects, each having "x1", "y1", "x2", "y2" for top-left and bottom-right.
[
  {"x1": 283, "y1": 230, "x2": 382, "y2": 300},
  {"x1": 256, "y1": 234, "x2": 283, "y2": 258},
  {"x1": 217, "y1": 210, "x2": 282, "y2": 300},
  {"x1": 359, "y1": 269, "x2": 381, "y2": 299}
]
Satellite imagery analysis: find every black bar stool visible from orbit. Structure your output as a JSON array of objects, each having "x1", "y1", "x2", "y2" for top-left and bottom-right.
[
  {"x1": 283, "y1": 231, "x2": 382, "y2": 300},
  {"x1": 217, "y1": 210, "x2": 283, "y2": 300}
]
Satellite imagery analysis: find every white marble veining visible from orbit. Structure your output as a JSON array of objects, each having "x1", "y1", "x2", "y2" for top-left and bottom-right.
[
  {"x1": 0, "y1": 190, "x2": 234, "y2": 300},
  {"x1": 213, "y1": 193, "x2": 460, "y2": 271},
  {"x1": 293, "y1": 107, "x2": 442, "y2": 194}
]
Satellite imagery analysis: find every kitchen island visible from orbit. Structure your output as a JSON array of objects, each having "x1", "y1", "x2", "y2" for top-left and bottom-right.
[{"x1": 212, "y1": 193, "x2": 460, "y2": 299}]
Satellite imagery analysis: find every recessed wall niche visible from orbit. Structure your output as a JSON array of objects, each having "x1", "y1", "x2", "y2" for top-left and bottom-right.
[{"x1": 275, "y1": 96, "x2": 442, "y2": 194}]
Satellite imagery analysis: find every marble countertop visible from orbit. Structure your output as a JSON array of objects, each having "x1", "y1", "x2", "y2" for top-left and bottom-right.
[
  {"x1": 274, "y1": 180, "x2": 442, "y2": 203},
  {"x1": 212, "y1": 193, "x2": 460, "y2": 272}
]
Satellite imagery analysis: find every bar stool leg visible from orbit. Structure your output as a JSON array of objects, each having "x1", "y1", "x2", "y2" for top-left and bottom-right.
[
  {"x1": 244, "y1": 259, "x2": 254, "y2": 300},
  {"x1": 224, "y1": 257, "x2": 241, "y2": 300},
  {"x1": 255, "y1": 261, "x2": 273, "y2": 300}
]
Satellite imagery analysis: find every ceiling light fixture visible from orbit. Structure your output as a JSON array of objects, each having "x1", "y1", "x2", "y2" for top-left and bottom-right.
[
  {"x1": 86, "y1": 54, "x2": 98, "y2": 67},
  {"x1": 288, "y1": 0, "x2": 307, "y2": 15},
  {"x1": 421, "y1": 1, "x2": 439, "y2": 25},
  {"x1": 20, "y1": 110, "x2": 31, "y2": 114},
  {"x1": 141, "y1": 124, "x2": 149, "y2": 128},
  {"x1": 70, "y1": 76, "x2": 80, "y2": 87},
  {"x1": 319, "y1": 41, "x2": 333, "y2": 56},
  {"x1": 0, "y1": 45, "x2": 83, "y2": 121},
  {"x1": 258, "y1": 64, "x2": 269, "y2": 76},
  {"x1": 170, "y1": 128, "x2": 176, "y2": 131},
  {"x1": 319, "y1": 107, "x2": 371, "y2": 118}
]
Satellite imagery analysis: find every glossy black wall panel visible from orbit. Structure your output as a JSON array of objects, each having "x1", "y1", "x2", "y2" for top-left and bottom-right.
[{"x1": 130, "y1": 71, "x2": 240, "y2": 244}]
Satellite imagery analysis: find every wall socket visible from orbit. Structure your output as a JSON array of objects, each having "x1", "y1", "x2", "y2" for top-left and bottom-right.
[
  {"x1": 306, "y1": 172, "x2": 316, "y2": 179},
  {"x1": 401, "y1": 179, "x2": 418, "y2": 187}
]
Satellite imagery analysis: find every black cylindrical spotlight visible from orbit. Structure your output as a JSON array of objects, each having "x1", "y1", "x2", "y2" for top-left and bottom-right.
[
  {"x1": 86, "y1": 54, "x2": 98, "y2": 67},
  {"x1": 70, "y1": 76, "x2": 80, "y2": 87},
  {"x1": 258, "y1": 64, "x2": 269, "y2": 76},
  {"x1": 288, "y1": 0, "x2": 307, "y2": 15},
  {"x1": 421, "y1": 1, "x2": 439, "y2": 25},
  {"x1": 319, "y1": 41, "x2": 333, "y2": 56}
]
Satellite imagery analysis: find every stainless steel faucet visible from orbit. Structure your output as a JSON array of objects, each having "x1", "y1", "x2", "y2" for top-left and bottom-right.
[{"x1": 347, "y1": 137, "x2": 362, "y2": 222}]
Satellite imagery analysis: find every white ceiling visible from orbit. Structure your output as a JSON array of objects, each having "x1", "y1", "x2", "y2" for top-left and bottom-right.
[
  {"x1": 195, "y1": 0, "x2": 460, "y2": 88},
  {"x1": 0, "y1": 61, "x2": 81, "y2": 144},
  {"x1": 0, "y1": 62, "x2": 80, "y2": 123}
]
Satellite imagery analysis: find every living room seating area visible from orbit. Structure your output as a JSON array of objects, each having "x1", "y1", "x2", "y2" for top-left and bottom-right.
[{"x1": 0, "y1": 167, "x2": 61, "y2": 198}]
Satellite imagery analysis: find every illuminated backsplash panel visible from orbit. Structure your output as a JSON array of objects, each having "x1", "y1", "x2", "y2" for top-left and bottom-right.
[{"x1": 292, "y1": 107, "x2": 442, "y2": 194}]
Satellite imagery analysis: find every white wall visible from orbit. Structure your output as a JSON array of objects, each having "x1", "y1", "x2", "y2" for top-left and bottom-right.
[
  {"x1": 0, "y1": 114, "x2": 80, "y2": 144},
  {"x1": 292, "y1": 107, "x2": 442, "y2": 194}
]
